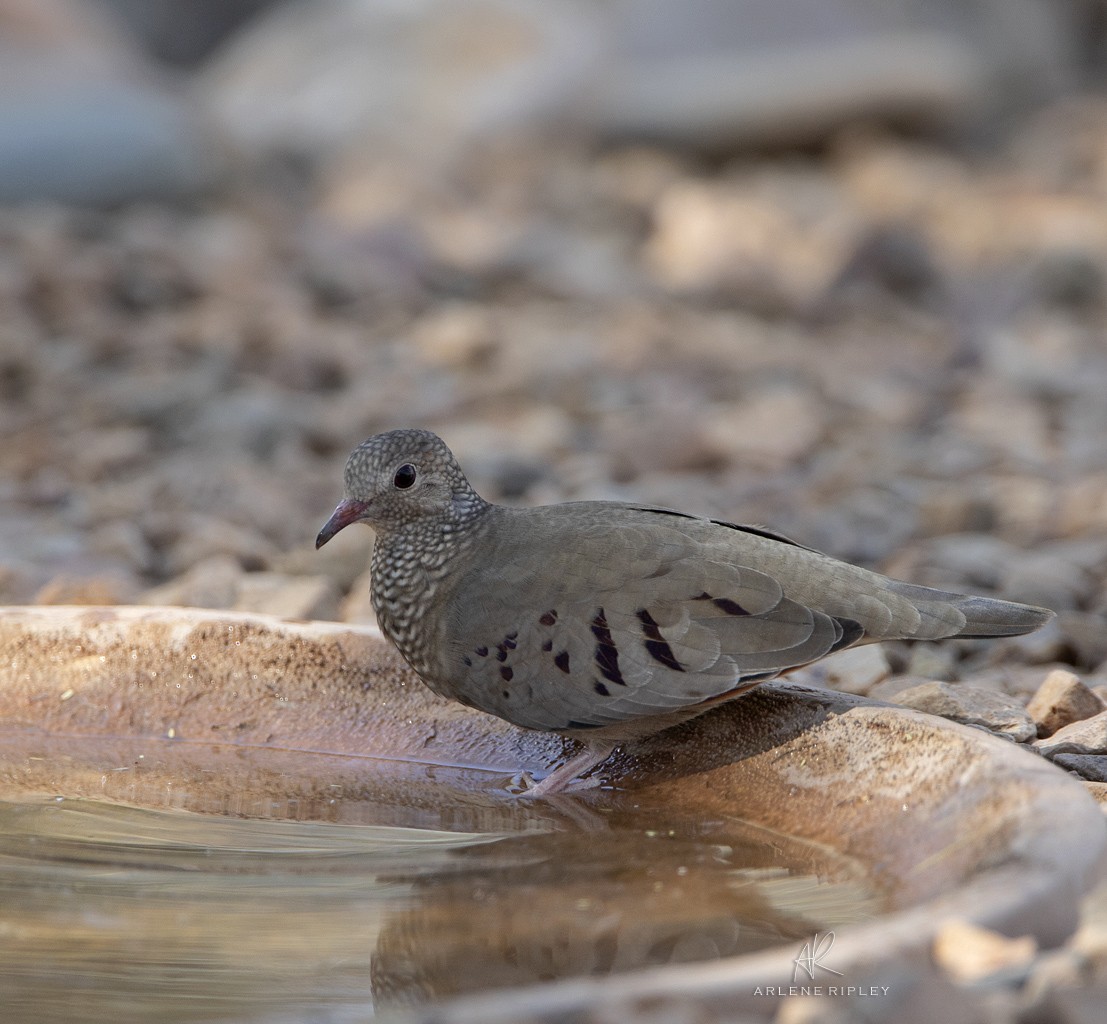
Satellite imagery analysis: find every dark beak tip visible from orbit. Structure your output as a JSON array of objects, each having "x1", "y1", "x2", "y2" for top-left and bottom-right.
[{"x1": 315, "y1": 498, "x2": 368, "y2": 551}]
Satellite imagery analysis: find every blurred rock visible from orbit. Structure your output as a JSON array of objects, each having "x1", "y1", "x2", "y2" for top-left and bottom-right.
[
  {"x1": 140, "y1": 556, "x2": 339, "y2": 620},
  {"x1": 1052, "y1": 754, "x2": 1107, "y2": 784},
  {"x1": 1057, "y1": 612, "x2": 1107, "y2": 673},
  {"x1": 1035, "y1": 710, "x2": 1107, "y2": 758},
  {"x1": 867, "y1": 673, "x2": 935, "y2": 702},
  {"x1": 162, "y1": 517, "x2": 280, "y2": 579},
  {"x1": 411, "y1": 303, "x2": 497, "y2": 371},
  {"x1": 233, "y1": 572, "x2": 339, "y2": 620},
  {"x1": 1084, "y1": 782, "x2": 1107, "y2": 809},
  {"x1": 595, "y1": 0, "x2": 1082, "y2": 149},
  {"x1": 33, "y1": 573, "x2": 137, "y2": 606},
  {"x1": 933, "y1": 919, "x2": 1037, "y2": 985},
  {"x1": 811, "y1": 643, "x2": 891, "y2": 696},
  {"x1": 1002, "y1": 549, "x2": 1102, "y2": 613},
  {"x1": 0, "y1": 0, "x2": 219, "y2": 204},
  {"x1": 0, "y1": 563, "x2": 51, "y2": 606},
  {"x1": 339, "y1": 567, "x2": 376, "y2": 626},
  {"x1": 140, "y1": 555, "x2": 243, "y2": 609},
  {"x1": 894, "y1": 681, "x2": 1037, "y2": 741},
  {"x1": 93, "y1": 0, "x2": 278, "y2": 67},
  {"x1": 197, "y1": 0, "x2": 600, "y2": 167},
  {"x1": 987, "y1": 617, "x2": 1070, "y2": 669},
  {"x1": 881, "y1": 535, "x2": 1101, "y2": 613},
  {"x1": 703, "y1": 388, "x2": 826, "y2": 469},
  {"x1": 904, "y1": 644, "x2": 958, "y2": 682},
  {"x1": 1027, "y1": 669, "x2": 1106, "y2": 739},
  {"x1": 1019, "y1": 947, "x2": 1093, "y2": 1016}
]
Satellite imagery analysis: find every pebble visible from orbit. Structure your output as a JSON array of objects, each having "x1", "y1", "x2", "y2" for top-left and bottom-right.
[
  {"x1": 1034, "y1": 710, "x2": 1107, "y2": 758},
  {"x1": 893, "y1": 681, "x2": 1038, "y2": 742},
  {"x1": 1026, "y1": 669, "x2": 1106, "y2": 738}
]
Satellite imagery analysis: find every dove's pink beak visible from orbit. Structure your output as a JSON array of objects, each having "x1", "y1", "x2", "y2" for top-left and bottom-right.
[{"x1": 315, "y1": 498, "x2": 369, "y2": 549}]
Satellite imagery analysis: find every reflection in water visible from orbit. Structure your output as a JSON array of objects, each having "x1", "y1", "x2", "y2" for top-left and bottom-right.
[{"x1": 0, "y1": 795, "x2": 881, "y2": 1023}]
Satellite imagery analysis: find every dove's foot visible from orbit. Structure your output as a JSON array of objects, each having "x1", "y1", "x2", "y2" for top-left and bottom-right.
[{"x1": 513, "y1": 742, "x2": 617, "y2": 797}]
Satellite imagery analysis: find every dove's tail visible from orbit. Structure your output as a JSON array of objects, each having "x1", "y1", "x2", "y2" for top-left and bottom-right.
[{"x1": 883, "y1": 580, "x2": 1054, "y2": 639}]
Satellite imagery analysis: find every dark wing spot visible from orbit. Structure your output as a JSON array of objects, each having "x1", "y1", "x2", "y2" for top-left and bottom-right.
[
  {"x1": 495, "y1": 644, "x2": 509, "y2": 662},
  {"x1": 712, "y1": 597, "x2": 749, "y2": 616},
  {"x1": 540, "y1": 610, "x2": 558, "y2": 626},
  {"x1": 462, "y1": 655, "x2": 472, "y2": 667},
  {"x1": 475, "y1": 646, "x2": 488, "y2": 657},
  {"x1": 500, "y1": 665, "x2": 513, "y2": 682},
  {"x1": 830, "y1": 617, "x2": 865, "y2": 653},
  {"x1": 591, "y1": 608, "x2": 626, "y2": 686},
  {"x1": 541, "y1": 639, "x2": 553, "y2": 652},
  {"x1": 594, "y1": 681, "x2": 610, "y2": 696},
  {"x1": 555, "y1": 650, "x2": 571, "y2": 674},
  {"x1": 564, "y1": 720, "x2": 603, "y2": 730},
  {"x1": 691, "y1": 591, "x2": 749, "y2": 615},
  {"x1": 636, "y1": 608, "x2": 685, "y2": 673},
  {"x1": 502, "y1": 689, "x2": 510, "y2": 699}
]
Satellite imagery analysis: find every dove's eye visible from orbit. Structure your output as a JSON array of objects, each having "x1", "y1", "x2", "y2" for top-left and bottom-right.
[{"x1": 393, "y1": 464, "x2": 417, "y2": 489}]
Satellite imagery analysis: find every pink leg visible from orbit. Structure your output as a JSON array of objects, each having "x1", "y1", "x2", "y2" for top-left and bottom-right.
[{"x1": 522, "y1": 742, "x2": 618, "y2": 797}]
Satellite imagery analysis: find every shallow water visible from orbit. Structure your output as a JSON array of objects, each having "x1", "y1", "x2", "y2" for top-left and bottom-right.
[{"x1": 0, "y1": 737, "x2": 882, "y2": 1023}]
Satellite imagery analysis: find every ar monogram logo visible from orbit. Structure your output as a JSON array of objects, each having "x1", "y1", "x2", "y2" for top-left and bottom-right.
[{"x1": 792, "y1": 931, "x2": 844, "y2": 983}]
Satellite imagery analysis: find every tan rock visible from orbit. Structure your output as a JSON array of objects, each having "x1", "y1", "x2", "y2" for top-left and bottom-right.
[
  {"x1": 932, "y1": 919, "x2": 1037, "y2": 984},
  {"x1": 1027, "y1": 669, "x2": 1105, "y2": 738},
  {"x1": 894, "y1": 681, "x2": 1037, "y2": 742},
  {"x1": 1035, "y1": 709, "x2": 1107, "y2": 758}
]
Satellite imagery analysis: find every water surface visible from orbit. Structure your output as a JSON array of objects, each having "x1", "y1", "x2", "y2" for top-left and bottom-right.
[{"x1": 0, "y1": 735, "x2": 882, "y2": 1022}]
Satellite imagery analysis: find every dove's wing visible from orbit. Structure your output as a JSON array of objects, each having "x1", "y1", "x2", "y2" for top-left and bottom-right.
[{"x1": 436, "y1": 506, "x2": 862, "y2": 732}]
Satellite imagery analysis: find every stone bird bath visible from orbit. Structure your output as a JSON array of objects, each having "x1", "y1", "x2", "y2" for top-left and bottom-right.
[{"x1": 0, "y1": 605, "x2": 1102, "y2": 1023}]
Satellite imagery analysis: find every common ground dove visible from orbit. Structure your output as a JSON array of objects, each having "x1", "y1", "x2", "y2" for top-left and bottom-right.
[{"x1": 316, "y1": 429, "x2": 1053, "y2": 794}]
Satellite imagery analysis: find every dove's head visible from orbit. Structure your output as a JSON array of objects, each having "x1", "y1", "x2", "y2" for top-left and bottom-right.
[{"x1": 316, "y1": 429, "x2": 485, "y2": 548}]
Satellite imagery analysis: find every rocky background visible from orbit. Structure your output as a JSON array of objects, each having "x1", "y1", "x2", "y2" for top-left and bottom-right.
[{"x1": 2, "y1": 0, "x2": 1107, "y2": 1017}]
